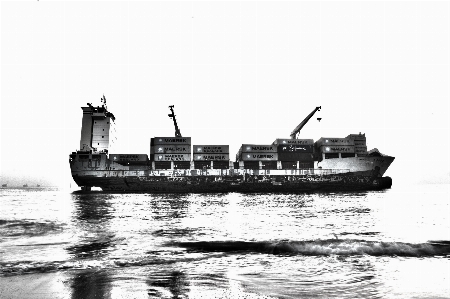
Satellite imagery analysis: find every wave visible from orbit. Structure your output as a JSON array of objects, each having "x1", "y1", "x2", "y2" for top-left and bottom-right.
[
  {"x1": 173, "y1": 239, "x2": 450, "y2": 257},
  {"x1": 0, "y1": 252, "x2": 227, "y2": 276},
  {"x1": 0, "y1": 219, "x2": 64, "y2": 237},
  {"x1": 2, "y1": 239, "x2": 449, "y2": 277}
]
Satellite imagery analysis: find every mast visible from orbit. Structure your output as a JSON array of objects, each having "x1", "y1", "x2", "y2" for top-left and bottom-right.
[
  {"x1": 290, "y1": 106, "x2": 321, "y2": 139},
  {"x1": 168, "y1": 105, "x2": 182, "y2": 137}
]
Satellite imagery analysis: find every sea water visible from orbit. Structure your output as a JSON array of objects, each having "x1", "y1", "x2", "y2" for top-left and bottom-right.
[{"x1": 0, "y1": 185, "x2": 449, "y2": 298}]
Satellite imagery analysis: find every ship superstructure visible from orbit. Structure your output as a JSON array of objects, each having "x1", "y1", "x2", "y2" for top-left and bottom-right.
[
  {"x1": 69, "y1": 99, "x2": 394, "y2": 192},
  {"x1": 79, "y1": 95, "x2": 115, "y2": 153}
]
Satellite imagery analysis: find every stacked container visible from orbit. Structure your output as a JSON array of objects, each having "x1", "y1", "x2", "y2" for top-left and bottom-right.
[
  {"x1": 150, "y1": 137, "x2": 191, "y2": 169},
  {"x1": 346, "y1": 133, "x2": 367, "y2": 156},
  {"x1": 237, "y1": 144, "x2": 278, "y2": 161},
  {"x1": 273, "y1": 139, "x2": 315, "y2": 169},
  {"x1": 315, "y1": 137, "x2": 355, "y2": 159},
  {"x1": 236, "y1": 144, "x2": 277, "y2": 169},
  {"x1": 193, "y1": 145, "x2": 230, "y2": 169}
]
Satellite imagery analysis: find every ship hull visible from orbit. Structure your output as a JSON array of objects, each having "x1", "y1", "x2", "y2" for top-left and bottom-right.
[
  {"x1": 71, "y1": 172, "x2": 392, "y2": 192},
  {"x1": 317, "y1": 155, "x2": 395, "y2": 176},
  {"x1": 70, "y1": 153, "x2": 394, "y2": 192}
]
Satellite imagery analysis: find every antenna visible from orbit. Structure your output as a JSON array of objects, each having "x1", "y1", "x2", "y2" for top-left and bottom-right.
[{"x1": 102, "y1": 94, "x2": 107, "y2": 109}]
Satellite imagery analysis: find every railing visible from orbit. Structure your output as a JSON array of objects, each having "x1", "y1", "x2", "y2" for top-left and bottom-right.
[{"x1": 314, "y1": 168, "x2": 351, "y2": 175}]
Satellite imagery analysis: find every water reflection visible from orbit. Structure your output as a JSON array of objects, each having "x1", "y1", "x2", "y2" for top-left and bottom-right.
[
  {"x1": 240, "y1": 193, "x2": 313, "y2": 209},
  {"x1": 69, "y1": 269, "x2": 112, "y2": 299},
  {"x1": 67, "y1": 194, "x2": 115, "y2": 259},
  {"x1": 71, "y1": 194, "x2": 114, "y2": 223},
  {"x1": 67, "y1": 194, "x2": 115, "y2": 298},
  {"x1": 149, "y1": 194, "x2": 190, "y2": 221},
  {"x1": 147, "y1": 270, "x2": 190, "y2": 299}
]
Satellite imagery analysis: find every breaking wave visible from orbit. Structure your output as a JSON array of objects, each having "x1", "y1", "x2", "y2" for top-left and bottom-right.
[
  {"x1": 2, "y1": 240, "x2": 449, "y2": 276},
  {"x1": 174, "y1": 239, "x2": 450, "y2": 257}
]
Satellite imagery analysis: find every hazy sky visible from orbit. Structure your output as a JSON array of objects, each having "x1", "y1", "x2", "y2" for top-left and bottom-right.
[{"x1": 1, "y1": 0, "x2": 449, "y2": 188}]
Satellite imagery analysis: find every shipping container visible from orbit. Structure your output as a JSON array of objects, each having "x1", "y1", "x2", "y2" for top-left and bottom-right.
[
  {"x1": 355, "y1": 146, "x2": 368, "y2": 154},
  {"x1": 193, "y1": 145, "x2": 229, "y2": 154},
  {"x1": 281, "y1": 161, "x2": 297, "y2": 170},
  {"x1": 346, "y1": 134, "x2": 366, "y2": 141},
  {"x1": 150, "y1": 145, "x2": 191, "y2": 154},
  {"x1": 319, "y1": 145, "x2": 355, "y2": 153},
  {"x1": 109, "y1": 154, "x2": 148, "y2": 162},
  {"x1": 243, "y1": 161, "x2": 259, "y2": 169},
  {"x1": 261, "y1": 161, "x2": 277, "y2": 170},
  {"x1": 277, "y1": 144, "x2": 314, "y2": 153},
  {"x1": 152, "y1": 154, "x2": 191, "y2": 161},
  {"x1": 194, "y1": 161, "x2": 211, "y2": 169},
  {"x1": 212, "y1": 161, "x2": 229, "y2": 169},
  {"x1": 355, "y1": 145, "x2": 367, "y2": 150},
  {"x1": 277, "y1": 152, "x2": 314, "y2": 162},
  {"x1": 151, "y1": 137, "x2": 191, "y2": 145},
  {"x1": 273, "y1": 138, "x2": 314, "y2": 145},
  {"x1": 154, "y1": 161, "x2": 171, "y2": 170},
  {"x1": 240, "y1": 152, "x2": 278, "y2": 161},
  {"x1": 316, "y1": 138, "x2": 355, "y2": 146},
  {"x1": 194, "y1": 154, "x2": 230, "y2": 161},
  {"x1": 241, "y1": 144, "x2": 277, "y2": 153},
  {"x1": 173, "y1": 161, "x2": 190, "y2": 169}
]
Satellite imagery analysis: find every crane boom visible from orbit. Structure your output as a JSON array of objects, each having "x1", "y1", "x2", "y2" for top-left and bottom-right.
[
  {"x1": 290, "y1": 106, "x2": 321, "y2": 139},
  {"x1": 168, "y1": 105, "x2": 182, "y2": 137}
]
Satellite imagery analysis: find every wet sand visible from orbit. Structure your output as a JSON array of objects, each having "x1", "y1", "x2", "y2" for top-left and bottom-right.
[
  {"x1": 0, "y1": 272, "x2": 70, "y2": 299},
  {"x1": 0, "y1": 270, "x2": 275, "y2": 299}
]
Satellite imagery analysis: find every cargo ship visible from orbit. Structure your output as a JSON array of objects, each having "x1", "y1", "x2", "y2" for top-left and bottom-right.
[{"x1": 69, "y1": 97, "x2": 394, "y2": 192}]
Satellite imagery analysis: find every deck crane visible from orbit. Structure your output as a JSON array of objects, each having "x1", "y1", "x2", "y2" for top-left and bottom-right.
[
  {"x1": 290, "y1": 106, "x2": 321, "y2": 139},
  {"x1": 168, "y1": 105, "x2": 182, "y2": 137}
]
